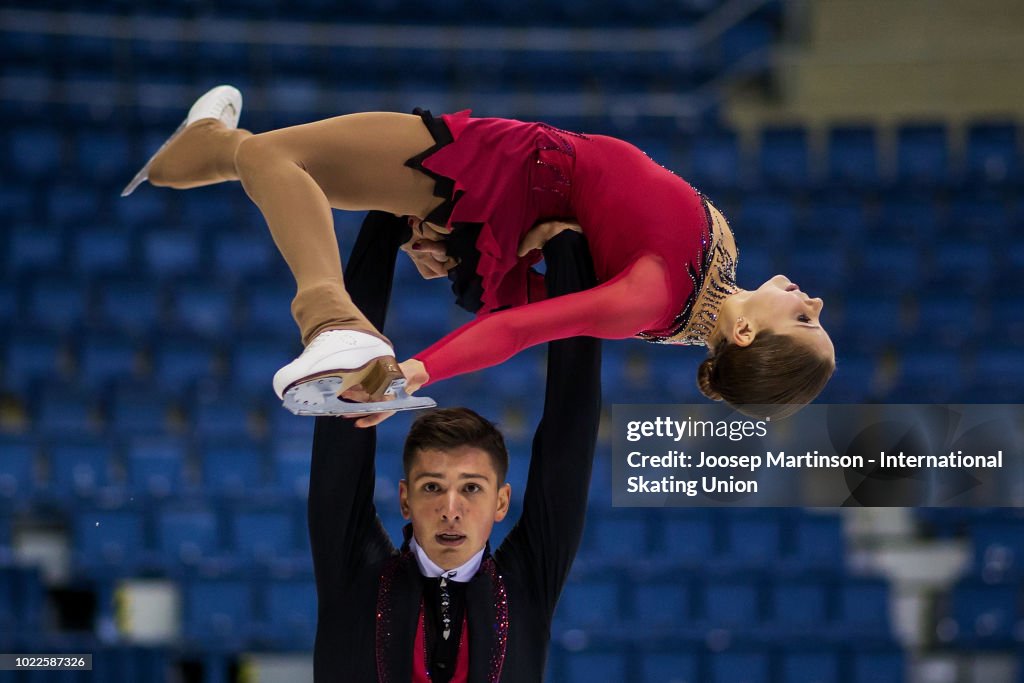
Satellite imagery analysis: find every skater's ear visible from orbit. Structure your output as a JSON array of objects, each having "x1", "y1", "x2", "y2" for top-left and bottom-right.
[
  {"x1": 399, "y1": 479, "x2": 411, "y2": 519},
  {"x1": 493, "y1": 482, "x2": 511, "y2": 523},
  {"x1": 729, "y1": 316, "x2": 757, "y2": 348}
]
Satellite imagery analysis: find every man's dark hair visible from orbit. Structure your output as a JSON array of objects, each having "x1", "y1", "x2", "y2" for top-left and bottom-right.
[{"x1": 403, "y1": 407, "x2": 509, "y2": 483}]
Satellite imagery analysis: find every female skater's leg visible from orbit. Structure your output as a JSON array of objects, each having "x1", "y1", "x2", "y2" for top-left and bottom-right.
[
  {"x1": 150, "y1": 112, "x2": 441, "y2": 343},
  {"x1": 230, "y1": 113, "x2": 442, "y2": 344},
  {"x1": 143, "y1": 97, "x2": 444, "y2": 401}
]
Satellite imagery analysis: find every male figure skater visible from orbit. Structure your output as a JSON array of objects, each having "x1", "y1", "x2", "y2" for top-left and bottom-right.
[{"x1": 308, "y1": 212, "x2": 602, "y2": 681}]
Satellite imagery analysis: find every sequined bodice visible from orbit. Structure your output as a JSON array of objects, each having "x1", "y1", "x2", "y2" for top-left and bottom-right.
[{"x1": 637, "y1": 199, "x2": 739, "y2": 346}]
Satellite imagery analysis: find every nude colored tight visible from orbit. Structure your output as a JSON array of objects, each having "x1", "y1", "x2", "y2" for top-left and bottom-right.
[{"x1": 147, "y1": 113, "x2": 444, "y2": 345}]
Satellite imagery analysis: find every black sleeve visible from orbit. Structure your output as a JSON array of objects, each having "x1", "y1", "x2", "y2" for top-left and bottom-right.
[
  {"x1": 494, "y1": 231, "x2": 603, "y2": 618},
  {"x1": 308, "y1": 211, "x2": 411, "y2": 607}
]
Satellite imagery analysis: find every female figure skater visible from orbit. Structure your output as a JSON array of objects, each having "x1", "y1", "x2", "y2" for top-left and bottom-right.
[{"x1": 125, "y1": 85, "x2": 834, "y2": 421}]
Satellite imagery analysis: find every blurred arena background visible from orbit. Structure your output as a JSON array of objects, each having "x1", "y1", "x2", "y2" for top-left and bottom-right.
[{"x1": 1, "y1": 0, "x2": 1023, "y2": 680}]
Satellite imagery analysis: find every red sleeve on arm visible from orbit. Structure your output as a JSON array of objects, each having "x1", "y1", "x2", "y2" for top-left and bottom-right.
[{"x1": 414, "y1": 254, "x2": 675, "y2": 384}]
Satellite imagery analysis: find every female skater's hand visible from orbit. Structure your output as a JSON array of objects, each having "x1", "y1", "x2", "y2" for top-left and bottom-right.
[
  {"x1": 517, "y1": 219, "x2": 583, "y2": 257},
  {"x1": 400, "y1": 228, "x2": 459, "y2": 280},
  {"x1": 348, "y1": 359, "x2": 430, "y2": 428}
]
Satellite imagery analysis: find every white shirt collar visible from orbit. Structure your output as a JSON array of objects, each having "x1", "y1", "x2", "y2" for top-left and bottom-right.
[{"x1": 409, "y1": 534, "x2": 484, "y2": 583}]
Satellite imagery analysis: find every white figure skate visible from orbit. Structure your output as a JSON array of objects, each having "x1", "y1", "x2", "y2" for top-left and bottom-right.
[
  {"x1": 121, "y1": 85, "x2": 243, "y2": 197},
  {"x1": 274, "y1": 330, "x2": 436, "y2": 416}
]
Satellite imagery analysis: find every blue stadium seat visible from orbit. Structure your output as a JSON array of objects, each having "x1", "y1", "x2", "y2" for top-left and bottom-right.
[
  {"x1": 229, "y1": 341, "x2": 289, "y2": 396},
  {"x1": 720, "y1": 512, "x2": 781, "y2": 568},
  {"x1": 557, "y1": 576, "x2": 619, "y2": 627},
  {"x1": 46, "y1": 183, "x2": 102, "y2": 227},
  {"x1": 73, "y1": 509, "x2": 146, "y2": 570},
  {"x1": 946, "y1": 195, "x2": 1012, "y2": 238},
  {"x1": 200, "y1": 439, "x2": 266, "y2": 497},
  {"x1": 875, "y1": 194, "x2": 939, "y2": 243},
  {"x1": 110, "y1": 383, "x2": 174, "y2": 435},
  {"x1": 564, "y1": 650, "x2": 629, "y2": 683},
  {"x1": 780, "y1": 650, "x2": 841, "y2": 683},
  {"x1": 2, "y1": 331, "x2": 62, "y2": 391},
  {"x1": 142, "y1": 229, "x2": 202, "y2": 278},
  {"x1": 688, "y1": 130, "x2": 742, "y2": 190},
  {"x1": 191, "y1": 391, "x2": 253, "y2": 439},
  {"x1": 896, "y1": 124, "x2": 949, "y2": 186},
  {"x1": 703, "y1": 578, "x2": 760, "y2": 627},
  {"x1": 970, "y1": 518, "x2": 1024, "y2": 579},
  {"x1": 167, "y1": 282, "x2": 234, "y2": 339},
  {"x1": 24, "y1": 277, "x2": 89, "y2": 332},
  {"x1": 851, "y1": 650, "x2": 904, "y2": 683},
  {"x1": 157, "y1": 508, "x2": 220, "y2": 565},
  {"x1": 632, "y1": 580, "x2": 690, "y2": 628},
  {"x1": 768, "y1": 579, "x2": 828, "y2": 634},
  {"x1": 972, "y1": 348, "x2": 1024, "y2": 401},
  {"x1": 178, "y1": 187, "x2": 240, "y2": 232},
  {"x1": 239, "y1": 282, "x2": 295, "y2": 336},
  {"x1": 640, "y1": 651, "x2": 700, "y2": 683},
  {"x1": 936, "y1": 241, "x2": 994, "y2": 289},
  {"x1": 271, "y1": 437, "x2": 311, "y2": 498},
  {"x1": 709, "y1": 650, "x2": 769, "y2": 683},
  {"x1": 230, "y1": 509, "x2": 295, "y2": 562},
  {"x1": 89, "y1": 646, "x2": 170, "y2": 683},
  {"x1": 93, "y1": 278, "x2": 163, "y2": 335},
  {"x1": 77, "y1": 335, "x2": 141, "y2": 390},
  {"x1": 852, "y1": 243, "x2": 922, "y2": 293},
  {"x1": 965, "y1": 122, "x2": 1019, "y2": 186},
  {"x1": 838, "y1": 295, "x2": 905, "y2": 352},
  {"x1": 6, "y1": 227, "x2": 65, "y2": 274},
  {"x1": 70, "y1": 228, "x2": 133, "y2": 277},
  {"x1": 125, "y1": 436, "x2": 188, "y2": 498},
  {"x1": 827, "y1": 126, "x2": 880, "y2": 187},
  {"x1": 913, "y1": 295, "x2": 980, "y2": 348},
  {"x1": 758, "y1": 127, "x2": 810, "y2": 188},
  {"x1": 10, "y1": 126, "x2": 63, "y2": 179},
  {"x1": 661, "y1": 511, "x2": 716, "y2": 567},
  {"x1": 947, "y1": 581, "x2": 1018, "y2": 646},
  {"x1": 588, "y1": 516, "x2": 648, "y2": 563},
  {"x1": 889, "y1": 349, "x2": 963, "y2": 402},
  {"x1": 151, "y1": 337, "x2": 219, "y2": 393},
  {"x1": 836, "y1": 579, "x2": 891, "y2": 636},
  {"x1": 0, "y1": 438, "x2": 37, "y2": 501},
  {"x1": 805, "y1": 194, "x2": 868, "y2": 244},
  {"x1": 183, "y1": 577, "x2": 253, "y2": 643},
  {"x1": 788, "y1": 514, "x2": 844, "y2": 572},
  {"x1": 211, "y1": 231, "x2": 276, "y2": 282},
  {"x1": 0, "y1": 565, "x2": 45, "y2": 633},
  {"x1": 75, "y1": 130, "x2": 132, "y2": 183},
  {"x1": 736, "y1": 194, "x2": 797, "y2": 247},
  {"x1": 114, "y1": 191, "x2": 170, "y2": 230},
  {"x1": 264, "y1": 578, "x2": 317, "y2": 647},
  {"x1": 786, "y1": 244, "x2": 847, "y2": 295},
  {"x1": 47, "y1": 440, "x2": 115, "y2": 498},
  {"x1": 0, "y1": 187, "x2": 34, "y2": 225},
  {"x1": 720, "y1": 19, "x2": 774, "y2": 67},
  {"x1": 34, "y1": 385, "x2": 99, "y2": 436}
]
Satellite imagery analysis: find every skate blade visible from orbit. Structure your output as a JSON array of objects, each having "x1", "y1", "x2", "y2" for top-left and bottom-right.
[
  {"x1": 120, "y1": 118, "x2": 188, "y2": 197},
  {"x1": 282, "y1": 377, "x2": 436, "y2": 416}
]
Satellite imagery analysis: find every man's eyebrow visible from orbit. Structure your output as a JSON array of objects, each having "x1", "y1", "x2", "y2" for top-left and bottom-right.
[{"x1": 412, "y1": 472, "x2": 490, "y2": 482}]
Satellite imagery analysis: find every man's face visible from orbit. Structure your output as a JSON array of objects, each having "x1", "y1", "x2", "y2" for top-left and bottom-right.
[{"x1": 399, "y1": 446, "x2": 511, "y2": 571}]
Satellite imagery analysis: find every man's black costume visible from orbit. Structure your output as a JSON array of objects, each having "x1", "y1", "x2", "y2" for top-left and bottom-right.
[{"x1": 308, "y1": 212, "x2": 602, "y2": 682}]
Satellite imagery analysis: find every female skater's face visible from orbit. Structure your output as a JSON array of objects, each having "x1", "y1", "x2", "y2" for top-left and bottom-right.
[
  {"x1": 743, "y1": 274, "x2": 834, "y2": 360},
  {"x1": 399, "y1": 446, "x2": 511, "y2": 570}
]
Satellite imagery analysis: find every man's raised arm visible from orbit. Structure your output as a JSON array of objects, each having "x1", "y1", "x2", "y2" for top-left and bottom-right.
[
  {"x1": 308, "y1": 212, "x2": 409, "y2": 604},
  {"x1": 495, "y1": 230, "x2": 603, "y2": 618}
]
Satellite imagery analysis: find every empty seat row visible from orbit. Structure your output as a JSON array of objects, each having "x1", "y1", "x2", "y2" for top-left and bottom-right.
[
  {"x1": 551, "y1": 643, "x2": 904, "y2": 683},
  {"x1": 580, "y1": 511, "x2": 845, "y2": 571},
  {"x1": 0, "y1": 435, "x2": 317, "y2": 501}
]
